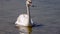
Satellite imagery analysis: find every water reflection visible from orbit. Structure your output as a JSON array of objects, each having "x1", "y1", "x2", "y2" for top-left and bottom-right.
[{"x1": 16, "y1": 26, "x2": 32, "y2": 34}]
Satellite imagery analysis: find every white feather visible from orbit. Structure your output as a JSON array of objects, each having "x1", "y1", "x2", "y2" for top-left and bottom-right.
[{"x1": 15, "y1": 14, "x2": 33, "y2": 26}]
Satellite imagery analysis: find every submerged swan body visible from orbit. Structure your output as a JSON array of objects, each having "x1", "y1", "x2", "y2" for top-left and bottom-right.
[{"x1": 15, "y1": 14, "x2": 33, "y2": 26}]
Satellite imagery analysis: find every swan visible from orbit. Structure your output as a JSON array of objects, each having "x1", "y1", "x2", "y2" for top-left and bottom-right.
[{"x1": 15, "y1": 0, "x2": 33, "y2": 26}]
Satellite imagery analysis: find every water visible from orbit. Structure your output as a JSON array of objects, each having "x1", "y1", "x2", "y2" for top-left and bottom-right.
[{"x1": 0, "y1": 0, "x2": 60, "y2": 34}]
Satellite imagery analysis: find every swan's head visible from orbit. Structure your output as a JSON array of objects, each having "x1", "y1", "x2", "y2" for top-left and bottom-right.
[{"x1": 26, "y1": 0, "x2": 32, "y2": 6}]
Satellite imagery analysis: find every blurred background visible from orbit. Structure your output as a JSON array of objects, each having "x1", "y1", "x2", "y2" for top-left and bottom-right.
[{"x1": 0, "y1": 0, "x2": 60, "y2": 34}]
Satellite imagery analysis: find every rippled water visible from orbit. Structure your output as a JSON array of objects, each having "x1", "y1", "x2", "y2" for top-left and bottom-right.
[{"x1": 0, "y1": 0, "x2": 60, "y2": 34}]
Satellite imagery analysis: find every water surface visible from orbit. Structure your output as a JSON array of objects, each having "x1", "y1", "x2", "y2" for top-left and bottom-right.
[{"x1": 0, "y1": 0, "x2": 60, "y2": 34}]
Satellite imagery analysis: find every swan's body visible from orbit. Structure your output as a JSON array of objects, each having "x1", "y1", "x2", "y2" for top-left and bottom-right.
[
  {"x1": 15, "y1": 14, "x2": 33, "y2": 26},
  {"x1": 15, "y1": 0, "x2": 33, "y2": 26}
]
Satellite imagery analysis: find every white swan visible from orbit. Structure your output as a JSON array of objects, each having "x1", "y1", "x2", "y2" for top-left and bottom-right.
[{"x1": 15, "y1": 0, "x2": 33, "y2": 26}]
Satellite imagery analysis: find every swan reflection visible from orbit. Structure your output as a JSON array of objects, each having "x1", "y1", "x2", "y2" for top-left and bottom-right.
[{"x1": 16, "y1": 26, "x2": 32, "y2": 34}]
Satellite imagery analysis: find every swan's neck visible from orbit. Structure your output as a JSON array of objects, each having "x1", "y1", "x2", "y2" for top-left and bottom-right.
[
  {"x1": 26, "y1": 5, "x2": 31, "y2": 24},
  {"x1": 27, "y1": 5, "x2": 30, "y2": 16},
  {"x1": 26, "y1": 0, "x2": 32, "y2": 26}
]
